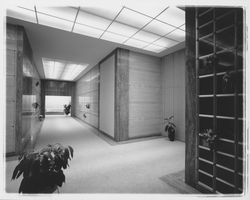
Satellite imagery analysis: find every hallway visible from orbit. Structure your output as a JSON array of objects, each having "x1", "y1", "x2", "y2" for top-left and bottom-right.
[{"x1": 6, "y1": 115, "x2": 185, "y2": 193}]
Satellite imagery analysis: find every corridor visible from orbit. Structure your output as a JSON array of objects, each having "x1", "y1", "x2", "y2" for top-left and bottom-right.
[{"x1": 6, "y1": 115, "x2": 185, "y2": 193}]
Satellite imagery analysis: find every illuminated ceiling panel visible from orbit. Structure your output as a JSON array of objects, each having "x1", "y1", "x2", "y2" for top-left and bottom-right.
[
  {"x1": 7, "y1": 5, "x2": 185, "y2": 53},
  {"x1": 80, "y1": 5, "x2": 123, "y2": 20},
  {"x1": 101, "y1": 31, "x2": 128, "y2": 43},
  {"x1": 156, "y1": 7, "x2": 185, "y2": 27},
  {"x1": 143, "y1": 20, "x2": 176, "y2": 36},
  {"x1": 133, "y1": 30, "x2": 161, "y2": 43},
  {"x1": 73, "y1": 23, "x2": 103, "y2": 38},
  {"x1": 153, "y1": 37, "x2": 178, "y2": 48},
  {"x1": 144, "y1": 44, "x2": 165, "y2": 53},
  {"x1": 35, "y1": 7, "x2": 78, "y2": 21},
  {"x1": 125, "y1": 38, "x2": 149, "y2": 48},
  {"x1": 76, "y1": 10, "x2": 111, "y2": 30},
  {"x1": 115, "y1": 8, "x2": 152, "y2": 29},
  {"x1": 106, "y1": 22, "x2": 138, "y2": 38},
  {"x1": 42, "y1": 58, "x2": 88, "y2": 81},
  {"x1": 37, "y1": 12, "x2": 74, "y2": 31},
  {"x1": 166, "y1": 28, "x2": 185, "y2": 42},
  {"x1": 7, "y1": 6, "x2": 36, "y2": 23}
]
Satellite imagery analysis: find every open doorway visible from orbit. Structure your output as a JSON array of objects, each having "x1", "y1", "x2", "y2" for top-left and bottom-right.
[{"x1": 45, "y1": 95, "x2": 71, "y2": 116}]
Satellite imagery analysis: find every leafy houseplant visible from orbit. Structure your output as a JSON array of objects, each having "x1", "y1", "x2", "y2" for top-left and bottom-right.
[
  {"x1": 63, "y1": 104, "x2": 71, "y2": 115},
  {"x1": 199, "y1": 129, "x2": 218, "y2": 150},
  {"x1": 12, "y1": 143, "x2": 73, "y2": 193},
  {"x1": 164, "y1": 116, "x2": 176, "y2": 141}
]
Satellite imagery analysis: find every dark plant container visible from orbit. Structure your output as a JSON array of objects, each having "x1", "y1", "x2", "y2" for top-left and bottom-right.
[
  {"x1": 166, "y1": 126, "x2": 175, "y2": 141},
  {"x1": 164, "y1": 116, "x2": 176, "y2": 142}
]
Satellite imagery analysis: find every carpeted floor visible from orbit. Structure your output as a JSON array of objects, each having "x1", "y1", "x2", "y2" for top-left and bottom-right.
[
  {"x1": 160, "y1": 171, "x2": 200, "y2": 194},
  {"x1": 5, "y1": 115, "x2": 186, "y2": 193}
]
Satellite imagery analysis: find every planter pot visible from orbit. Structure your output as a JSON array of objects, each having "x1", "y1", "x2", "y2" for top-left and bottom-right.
[
  {"x1": 167, "y1": 127, "x2": 175, "y2": 141},
  {"x1": 39, "y1": 185, "x2": 58, "y2": 193}
]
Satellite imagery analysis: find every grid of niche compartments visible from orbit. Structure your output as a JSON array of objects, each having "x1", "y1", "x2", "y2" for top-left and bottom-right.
[{"x1": 196, "y1": 8, "x2": 244, "y2": 194}]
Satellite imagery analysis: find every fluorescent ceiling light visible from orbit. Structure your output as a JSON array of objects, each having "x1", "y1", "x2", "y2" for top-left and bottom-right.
[
  {"x1": 107, "y1": 22, "x2": 138, "y2": 37},
  {"x1": 124, "y1": 38, "x2": 149, "y2": 48},
  {"x1": 42, "y1": 58, "x2": 88, "y2": 81},
  {"x1": 73, "y1": 23, "x2": 104, "y2": 38},
  {"x1": 144, "y1": 44, "x2": 165, "y2": 53},
  {"x1": 80, "y1": 5, "x2": 123, "y2": 20},
  {"x1": 116, "y1": 8, "x2": 152, "y2": 29},
  {"x1": 101, "y1": 31, "x2": 128, "y2": 43},
  {"x1": 166, "y1": 28, "x2": 185, "y2": 42},
  {"x1": 7, "y1": 5, "x2": 186, "y2": 54},
  {"x1": 133, "y1": 30, "x2": 160, "y2": 43},
  {"x1": 61, "y1": 63, "x2": 88, "y2": 80},
  {"x1": 7, "y1": 7, "x2": 36, "y2": 23},
  {"x1": 143, "y1": 19, "x2": 175, "y2": 36},
  {"x1": 35, "y1": 7, "x2": 78, "y2": 21},
  {"x1": 53, "y1": 61, "x2": 65, "y2": 79},
  {"x1": 76, "y1": 10, "x2": 111, "y2": 30},
  {"x1": 125, "y1": 5, "x2": 166, "y2": 18},
  {"x1": 37, "y1": 12, "x2": 73, "y2": 31},
  {"x1": 156, "y1": 7, "x2": 185, "y2": 27},
  {"x1": 153, "y1": 37, "x2": 178, "y2": 48}
]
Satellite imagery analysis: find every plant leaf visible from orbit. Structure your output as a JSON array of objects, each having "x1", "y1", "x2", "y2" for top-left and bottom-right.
[{"x1": 68, "y1": 146, "x2": 73, "y2": 158}]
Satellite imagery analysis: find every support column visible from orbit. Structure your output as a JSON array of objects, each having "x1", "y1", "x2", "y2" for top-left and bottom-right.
[
  {"x1": 115, "y1": 48, "x2": 129, "y2": 141},
  {"x1": 185, "y1": 8, "x2": 198, "y2": 188}
]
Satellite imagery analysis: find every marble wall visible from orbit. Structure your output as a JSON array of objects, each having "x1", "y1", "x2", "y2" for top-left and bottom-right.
[
  {"x1": 6, "y1": 24, "x2": 42, "y2": 155},
  {"x1": 128, "y1": 51, "x2": 162, "y2": 139},
  {"x1": 161, "y1": 49, "x2": 185, "y2": 141},
  {"x1": 74, "y1": 65, "x2": 99, "y2": 128}
]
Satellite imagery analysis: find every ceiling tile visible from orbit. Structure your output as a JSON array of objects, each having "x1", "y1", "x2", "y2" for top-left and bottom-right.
[
  {"x1": 61, "y1": 63, "x2": 87, "y2": 80},
  {"x1": 101, "y1": 31, "x2": 128, "y2": 44},
  {"x1": 76, "y1": 10, "x2": 111, "y2": 30},
  {"x1": 124, "y1": 38, "x2": 149, "y2": 48},
  {"x1": 7, "y1": 7, "x2": 37, "y2": 23},
  {"x1": 37, "y1": 12, "x2": 73, "y2": 31},
  {"x1": 19, "y1": 6, "x2": 35, "y2": 11},
  {"x1": 133, "y1": 30, "x2": 161, "y2": 43},
  {"x1": 156, "y1": 7, "x2": 185, "y2": 27},
  {"x1": 35, "y1": 7, "x2": 78, "y2": 21},
  {"x1": 73, "y1": 23, "x2": 104, "y2": 38},
  {"x1": 143, "y1": 19, "x2": 176, "y2": 36},
  {"x1": 106, "y1": 22, "x2": 138, "y2": 37},
  {"x1": 166, "y1": 28, "x2": 185, "y2": 42},
  {"x1": 116, "y1": 8, "x2": 152, "y2": 29},
  {"x1": 144, "y1": 44, "x2": 165, "y2": 53},
  {"x1": 153, "y1": 37, "x2": 178, "y2": 48},
  {"x1": 125, "y1": 5, "x2": 166, "y2": 18},
  {"x1": 80, "y1": 5, "x2": 123, "y2": 20}
]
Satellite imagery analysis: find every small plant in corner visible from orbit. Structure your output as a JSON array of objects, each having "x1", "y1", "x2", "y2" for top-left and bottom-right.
[
  {"x1": 63, "y1": 104, "x2": 71, "y2": 115},
  {"x1": 164, "y1": 116, "x2": 176, "y2": 141},
  {"x1": 11, "y1": 143, "x2": 73, "y2": 193}
]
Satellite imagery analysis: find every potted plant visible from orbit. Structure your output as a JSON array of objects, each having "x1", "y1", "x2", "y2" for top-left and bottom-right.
[
  {"x1": 63, "y1": 104, "x2": 71, "y2": 115},
  {"x1": 164, "y1": 116, "x2": 176, "y2": 141},
  {"x1": 199, "y1": 129, "x2": 218, "y2": 150},
  {"x1": 11, "y1": 143, "x2": 73, "y2": 193}
]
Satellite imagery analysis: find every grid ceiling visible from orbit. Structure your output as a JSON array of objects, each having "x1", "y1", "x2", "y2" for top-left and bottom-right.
[{"x1": 7, "y1": 5, "x2": 185, "y2": 53}]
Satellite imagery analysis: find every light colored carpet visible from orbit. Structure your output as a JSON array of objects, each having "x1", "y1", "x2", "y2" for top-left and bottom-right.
[
  {"x1": 5, "y1": 115, "x2": 185, "y2": 193},
  {"x1": 160, "y1": 171, "x2": 200, "y2": 194}
]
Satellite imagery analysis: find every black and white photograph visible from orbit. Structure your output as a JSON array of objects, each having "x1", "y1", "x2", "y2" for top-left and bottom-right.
[{"x1": 0, "y1": 0, "x2": 249, "y2": 199}]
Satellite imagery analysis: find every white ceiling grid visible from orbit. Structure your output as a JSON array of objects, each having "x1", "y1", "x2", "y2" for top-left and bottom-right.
[{"x1": 7, "y1": 5, "x2": 185, "y2": 53}]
